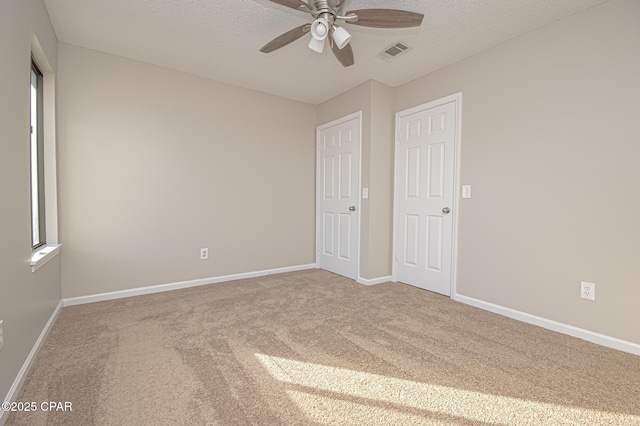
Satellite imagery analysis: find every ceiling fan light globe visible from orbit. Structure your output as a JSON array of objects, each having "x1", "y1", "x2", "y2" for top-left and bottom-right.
[
  {"x1": 332, "y1": 26, "x2": 352, "y2": 49},
  {"x1": 310, "y1": 18, "x2": 329, "y2": 41},
  {"x1": 308, "y1": 37, "x2": 326, "y2": 53}
]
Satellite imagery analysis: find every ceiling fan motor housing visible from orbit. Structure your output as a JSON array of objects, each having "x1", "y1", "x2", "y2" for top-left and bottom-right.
[{"x1": 311, "y1": 1, "x2": 338, "y2": 21}]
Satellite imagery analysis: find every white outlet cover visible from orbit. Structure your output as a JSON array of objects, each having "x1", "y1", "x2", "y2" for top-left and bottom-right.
[{"x1": 580, "y1": 281, "x2": 595, "y2": 300}]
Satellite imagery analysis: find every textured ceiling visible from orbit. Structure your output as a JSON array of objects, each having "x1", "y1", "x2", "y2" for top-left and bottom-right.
[{"x1": 44, "y1": 0, "x2": 608, "y2": 105}]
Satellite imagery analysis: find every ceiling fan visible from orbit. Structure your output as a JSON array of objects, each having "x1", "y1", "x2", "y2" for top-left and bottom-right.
[{"x1": 260, "y1": 0, "x2": 424, "y2": 67}]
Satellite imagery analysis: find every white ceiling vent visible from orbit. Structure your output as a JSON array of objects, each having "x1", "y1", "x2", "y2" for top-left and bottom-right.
[{"x1": 379, "y1": 42, "x2": 411, "y2": 61}]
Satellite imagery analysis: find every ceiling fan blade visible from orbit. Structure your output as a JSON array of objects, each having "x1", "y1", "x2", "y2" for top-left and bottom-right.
[
  {"x1": 260, "y1": 25, "x2": 310, "y2": 53},
  {"x1": 266, "y1": 0, "x2": 311, "y2": 12},
  {"x1": 331, "y1": 40, "x2": 354, "y2": 67},
  {"x1": 345, "y1": 9, "x2": 424, "y2": 28}
]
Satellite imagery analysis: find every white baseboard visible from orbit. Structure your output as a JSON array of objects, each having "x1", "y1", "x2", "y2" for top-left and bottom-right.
[
  {"x1": 357, "y1": 276, "x2": 393, "y2": 286},
  {"x1": 1, "y1": 300, "x2": 63, "y2": 426},
  {"x1": 454, "y1": 293, "x2": 640, "y2": 356},
  {"x1": 63, "y1": 263, "x2": 317, "y2": 307}
]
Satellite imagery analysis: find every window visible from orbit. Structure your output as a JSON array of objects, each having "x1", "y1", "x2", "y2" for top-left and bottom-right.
[
  {"x1": 30, "y1": 60, "x2": 46, "y2": 250},
  {"x1": 29, "y1": 46, "x2": 61, "y2": 272}
]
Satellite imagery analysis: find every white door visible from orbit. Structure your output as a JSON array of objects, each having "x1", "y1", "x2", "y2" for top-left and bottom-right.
[
  {"x1": 317, "y1": 112, "x2": 361, "y2": 280},
  {"x1": 395, "y1": 97, "x2": 458, "y2": 296}
]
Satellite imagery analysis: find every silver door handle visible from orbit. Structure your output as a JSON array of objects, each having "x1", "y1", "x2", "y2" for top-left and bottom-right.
[
  {"x1": 442, "y1": 207, "x2": 451, "y2": 214},
  {"x1": 349, "y1": 206, "x2": 356, "y2": 212}
]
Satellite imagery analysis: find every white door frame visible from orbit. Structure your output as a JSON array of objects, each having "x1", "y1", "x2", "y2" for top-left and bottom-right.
[
  {"x1": 392, "y1": 93, "x2": 462, "y2": 297},
  {"x1": 315, "y1": 111, "x2": 363, "y2": 280}
]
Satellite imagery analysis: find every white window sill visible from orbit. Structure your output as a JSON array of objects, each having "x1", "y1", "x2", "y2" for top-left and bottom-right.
[{"x1": 31, "y1": 244, "x2": 61, "y2": 272}]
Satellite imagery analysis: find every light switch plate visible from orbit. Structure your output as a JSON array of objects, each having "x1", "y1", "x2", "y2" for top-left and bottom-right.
[
  {"x1": 362, "y1": 188, "x2": 369, "y2": 199},
  {"x1": 462, "y1": 185, "x2": 471, "y2": 199}
]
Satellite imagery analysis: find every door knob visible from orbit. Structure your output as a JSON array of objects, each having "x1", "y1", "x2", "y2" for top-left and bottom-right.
[
  {"x1": 349, "y1": 206, "x2": 356, "y2": 212},
  {"x1": 442, "y1": 207, "x2": 451, "y2": 214}
]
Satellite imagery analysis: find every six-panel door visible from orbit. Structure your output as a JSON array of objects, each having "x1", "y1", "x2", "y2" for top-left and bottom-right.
[
  {"x1": 396, "y1": 101, "x2": 456, "y2": 295},
  {"x1": 317, "y1": 115, "x2": 360, "y2": 279}
]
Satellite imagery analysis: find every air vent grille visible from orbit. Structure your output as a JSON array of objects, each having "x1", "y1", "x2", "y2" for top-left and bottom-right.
[{"x1": 379, "y1": 42, "x2": 411, "y2": 61}]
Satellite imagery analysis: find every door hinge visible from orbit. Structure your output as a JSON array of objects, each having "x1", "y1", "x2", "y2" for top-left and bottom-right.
[{"x1": 30, "y1": 125, "x2": 33, "y2": 134}]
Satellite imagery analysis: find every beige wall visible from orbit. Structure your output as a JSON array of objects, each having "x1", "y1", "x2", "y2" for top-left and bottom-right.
[
  {"x1": 0, "y1": 0, "x2": 61, "y2": 402},
  {"x1": 368, "y1": 81, "x2": 394, "y2": 279},
  {"x1": 395, "y1": 0, "x2": 640, "y2": 343},
  {"x1": 58, "y1": 44, "x2": 317, "y2": 298}
]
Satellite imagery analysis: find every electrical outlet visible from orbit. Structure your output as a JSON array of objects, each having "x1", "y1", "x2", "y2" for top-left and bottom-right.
[
  {"x1": 580, "y1": 281, "x2": 595, "y2": 300},
  {"x1": 200, "y1": 248, "x2": 209, "y2": 260},
  {"x1": 0, "y1": 320, "x2": 4, "y2": 352}
]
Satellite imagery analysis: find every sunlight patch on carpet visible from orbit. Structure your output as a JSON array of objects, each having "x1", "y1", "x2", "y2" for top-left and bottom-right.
[{"x1": 255, "y1": 353, "x2": 639, "y2": 425}]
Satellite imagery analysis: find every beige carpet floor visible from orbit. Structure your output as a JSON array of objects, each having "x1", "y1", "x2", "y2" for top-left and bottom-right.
[{"x1": 5, "y1": 269, "x2": 640, "y2": 425}]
